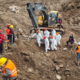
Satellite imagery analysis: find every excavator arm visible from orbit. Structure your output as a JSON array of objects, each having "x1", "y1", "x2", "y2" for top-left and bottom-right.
[{"x1": 27, "y1": 2, "x2": 48, "y2": 29}]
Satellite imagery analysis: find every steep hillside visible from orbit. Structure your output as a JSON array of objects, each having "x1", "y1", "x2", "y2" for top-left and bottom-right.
[{"x1": 0, "y1": 0, "x2": 80, "y2": 80}]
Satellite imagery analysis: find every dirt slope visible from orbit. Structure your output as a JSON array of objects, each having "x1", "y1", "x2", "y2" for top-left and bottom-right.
[{"x1": 0, "y1": 0, "x2": 80, "y2": 80}]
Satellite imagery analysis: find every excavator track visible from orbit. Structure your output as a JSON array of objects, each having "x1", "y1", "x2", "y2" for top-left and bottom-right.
[{"x1": 30, "y1": 27, "x2": 64, "y2": 35}]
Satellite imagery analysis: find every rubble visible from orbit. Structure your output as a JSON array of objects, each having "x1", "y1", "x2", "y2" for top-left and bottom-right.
[{"x1": 9, "y1": 5, "x2": 20, "y2": 13}]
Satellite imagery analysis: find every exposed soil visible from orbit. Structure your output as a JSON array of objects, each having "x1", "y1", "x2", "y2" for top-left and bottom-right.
[{"x1": 0, "y1": 0, "x2": 80, "y2": 80}]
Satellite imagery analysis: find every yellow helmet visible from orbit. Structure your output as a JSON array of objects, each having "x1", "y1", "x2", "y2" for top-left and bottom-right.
[
  {"x1": 10, "y1": 25, "x2": 14, "y2": 29},
  {"x1": 0, "y1": 57, "x2": 7, "y2": 66},
  {"x1": 59, "y1": 14, "x2": 61, "y2": 18}
]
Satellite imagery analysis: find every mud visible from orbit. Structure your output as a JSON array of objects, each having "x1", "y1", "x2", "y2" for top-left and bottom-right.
[{"x1": 0, "y1": 0, "x2": 80, "y2": 80}]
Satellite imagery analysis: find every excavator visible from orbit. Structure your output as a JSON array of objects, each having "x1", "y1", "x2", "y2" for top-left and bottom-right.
[{"x1": 27, "y1": 2, "x2": 64, "y2": 35}]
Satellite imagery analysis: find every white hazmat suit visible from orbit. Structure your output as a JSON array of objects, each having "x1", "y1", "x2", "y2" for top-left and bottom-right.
[
  {"x1": 56, "y1": 34, "x2": 61, "y2": 46},
  {"x1": 32, "y1": 33, "x2": 43, "y2": 47},
  {"x1": 50, "y1": 38, "x2": 57, "y2": 50},
  {"x1": 44, "y1": 38, "x2": 50, "y2": 53},
  {"x1": 44, "y1": 30, "x2": 50, "y2": 38},
  {"x1": 51, "y1": 29, "x2": 56, "y2": 37}
]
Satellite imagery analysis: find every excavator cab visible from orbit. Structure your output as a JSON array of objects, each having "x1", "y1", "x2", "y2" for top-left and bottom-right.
[
  {"x1": 48, "y1": 11, "x2": 59, "y2": 27},
  {"x1": 38, "y1": 11, "x2": 62, "y2": 28}
]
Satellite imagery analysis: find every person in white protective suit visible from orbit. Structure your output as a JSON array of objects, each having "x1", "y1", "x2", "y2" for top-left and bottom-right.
[
  {"x1": 44, "y1": 36, "x2": 50, "y2": 53},
  {"x1": 50, "y1": 36, "x2": 57, "y2": 50},
  {"x1": 56, "y1": 32, "x2": 61, "y2": 46},
  {"x1": 44, "y1": 28, "x2": 50, "y2": 38},
  {"x1": 51, "y1": 28, "x2": 56, "y2": 38},
  {"x1": 32, "y1": 30, "x2": 43, "y2": 47}
]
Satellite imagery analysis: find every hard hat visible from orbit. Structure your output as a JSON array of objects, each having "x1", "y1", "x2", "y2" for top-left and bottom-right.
[
  {"x1": 44, "y1": 36, "x2": 46, "y2": 39},
  {"x1": 71, "y1": 32, "x2": 73, "y2": 35},
  {"x1": 51, "y1": 28, "x2": 53, "y2": 30},
  {"x1": 36, "y1": 30, "x2": 38, "y2": 33},
  {"x1": 0, "y1": 30, "x2": 2, "y2": 32},
  {"x1": 0, "y1": 57, "x2": 7, "y2": 66},
  {"x1": 78, "y1": 42, "x2": 80, "y2": 45},
  {"x1": 59, "y1": 14, "x2": 61, "y2": 18},
  {"x1": 7, "y1": 24, "x2": 10, "y2": 27},
  {"x1": 44, "y1": 28, "x2": 47, "y2": 31},
  {"x1": 56, "y1": 32, "x2": 59, "y2": 35},
  {"x1": 10, "y1": 25, "x2": 14, "y2": 29},
  {"x1": 50, "y1": 36, "x2": 53, "y2": 39}
]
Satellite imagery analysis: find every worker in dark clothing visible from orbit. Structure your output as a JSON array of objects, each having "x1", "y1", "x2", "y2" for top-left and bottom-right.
[
  {"x1": 58, "y1": 16, "x2": 62, "y2": 29},
  {"x1": 67, "y1": 33, "x2": 74, "y2": 49},
  {"x1": 10, "y1": 25, "x2": 16, "y2": 45},
  {"x1": 0, "y1": 30, "x2": 6, "y2": 54},
  {"x1": 0, "y1": 37, "x2": 3, "y2": 54},
  {"x1": 76, "y1": 42, "x2": 80, "y2": 61}
]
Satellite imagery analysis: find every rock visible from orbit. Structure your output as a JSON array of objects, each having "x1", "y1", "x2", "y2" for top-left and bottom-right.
[
  {"x1": 59, "y1": 64, "x2": 64, "y2": 68},
  {"x1": 79, "y1": 23, "x2": 80, "y2": 26},
  {"x1": 78, "y1": 17, "x2": 80, "y2": 21},
  {"x1": 65, "y1": 67, "x2": 70, "y2": 71},
  {"x1": 46, "y1": 53, "x2": 50, "y2": 57},
  {"x1": 20, "y1": 52, "x2": 29, "y2": 56},
  {"x1": 17, "y1": 53, "x2": 20, "y2": 55},
  {"x1": 23, "y1": 34, "x2": 27, "y2": 38},
  {"x1": 56, "y1": 74, "x2": 62, "y2": 80},
  {"x1": 56, "y1": 65, "x2": 60, "y2": 71},
  {"x1": 64, "y1": 71, "x2": 70, "y2": 75},
  {"x1": 63, "y1": 48, "x2": 67, "y2": 50},
  {"x1": 24, "y1": 56, "x2": 29, "y2": 61},
  {"x1": 17, "y1": 70, "x2": 20, "y2": 72},
  {"x1": 70, "y1": 18, "x2": 74, "y2": 25},
  {"x1": 27, "y1": 68, "x2": 33, "y2": 73},
  {"x1": 18, "y1": 28, "x2": 23, "y2": 33}
]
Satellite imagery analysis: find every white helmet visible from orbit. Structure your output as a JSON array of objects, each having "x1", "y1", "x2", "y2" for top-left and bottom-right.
[{"x1": 78, "y1": 42, "x2": 80, "y2": 45}]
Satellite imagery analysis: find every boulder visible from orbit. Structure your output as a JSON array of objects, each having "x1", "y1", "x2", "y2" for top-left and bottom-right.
[
  {"x1": 79, "y1": 23, "x2": 80, "y2": 26},
  {"x1": 59, "y1": 64, "x2": 64, "y2": 68},
  {"x1": 27, "y1": 68, "x2": 33, "y2": 73},
  {"x1": 24, "y1": 56, "x2": 30, "y2": 61},
  {"x1": 56, "y1": 65, "x2": 60, "y2": 71},
  {"x1": 78, "y1": 17, "x2": 80, "y2": 21},
  {"x1": 56, "y1": 74, "x2": 62, "y2": 80}
]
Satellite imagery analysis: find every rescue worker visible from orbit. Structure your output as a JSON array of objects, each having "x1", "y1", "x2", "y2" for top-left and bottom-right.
[
  {"x1": 0, "y1": 57, "x2": 17, "y2": 80},
  {"x1": 58, "y1": 15, "x2": 62, "y2": 29},
  {"x1": 6, "y1": 24, "x2": 10, "y2": 39},
  {"x1": 0, "y1": 37, "x2": 3, "y2": 54},
  {"x1": 67, "y1": 33, "x2": 74, "y2": 49},
  {"x1": 0, "y1": 30, "x2": 6, "y2": 41},
  {"x1": 6, "y1": 24, "x2": 12, "y2": 44},
  {"x1": 0, "y1": 30, "x2": 6, "y2": 54},
  {"x1": 44, "y1": 28, "x2": 50, "y2": 38},
  {"x1": 51, "y1": 28, "x2": 56, "y2": 38},
  {"x1": 44, "y1": 36, "x2": 50, "y2": 53},
  {"x1": 76, "y1": 42, "x2": 80, "y2": 61},
  {"x1": 50, "y1": 36, "x2": 57, "y2": 51},
  {"x1": 32, "y1": 30, "x2": 43, "y2": 47},
  {"x1": 56, "y1": 32, "x2": 61, "y2": 46},
  {"x1": 10, "y1": 25, "x2": 15, "y2": 45}
]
